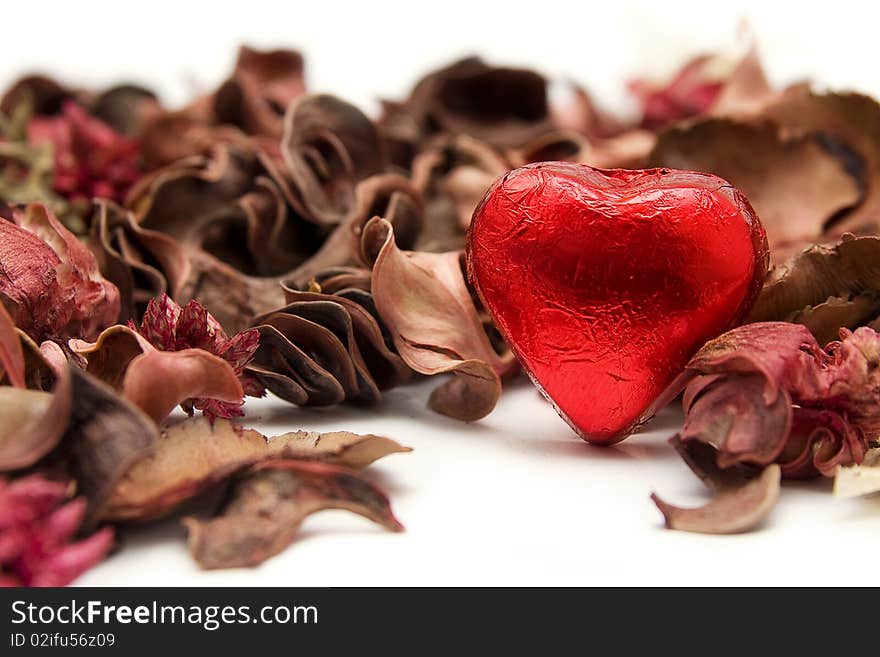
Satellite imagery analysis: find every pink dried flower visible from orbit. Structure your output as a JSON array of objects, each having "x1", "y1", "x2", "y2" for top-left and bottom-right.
[
  {"x1": 131, "y1": 294, "x2": 265, "y2": 419},
  {"x1": 0, "y1": 203, "x2": 120, "y2": 341},
  {"x1": 27, "y1": 100, "x2": 141, "y2": 204},
  {"x1": 682, "y1": 322, "x2": 879, "y2": 479},
  {"x1": 0, "y1": 475, "x2": 113, "y2": 587}
]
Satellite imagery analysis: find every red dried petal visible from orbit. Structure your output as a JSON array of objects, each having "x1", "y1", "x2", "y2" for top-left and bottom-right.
[{"x1": 27, "y1": 101, "x2": 141, "y2": 205}]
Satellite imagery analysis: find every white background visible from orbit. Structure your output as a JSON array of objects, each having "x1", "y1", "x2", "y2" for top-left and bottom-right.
[{"x1": 6, "y1": 0, "x2": 879, "y2": 586}]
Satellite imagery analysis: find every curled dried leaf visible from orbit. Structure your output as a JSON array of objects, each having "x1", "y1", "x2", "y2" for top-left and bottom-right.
[
  {"x1": 63, "y1": 366, "x2": 159, "y2": 525},
  {"x1": 748, "y1": 235, "x2": 880, "y2": 344},
  {"x1": 1, "y1": 203, "x2": 120, "y2": 341},
  {"x1": 281, "y1": 94, "x2": 386, "y2": 225},
  {"x1": 364, "y1": 217, "x2": 513, "y2": 421},
  {"x1": 102, "y1": 417, "x2": 408, "y2": 522},
  {"x1": 248, "y1": 289, "x2": 410, "y2": 408},
  {"x1": 0, "y1": 331, "x2": 71, "y2": 471},
  {"x1": 89, "y1": 200, "x2": 190, "y2": 323},
  {"x1": 651, "y1": 437, "x2": 781, "y2": 534},
  {"x1": 214, "y1": 46, "x2": 305, "y2": 138},
  {"x1": 411, "y1": 135, "x2": 508, "y2": 252},
  {"x1": 184, "y1": 460, "x2": 403, "y2": 570},
  {"x1": 400, "y1": 57, "x2": 554, "y2": 149}
]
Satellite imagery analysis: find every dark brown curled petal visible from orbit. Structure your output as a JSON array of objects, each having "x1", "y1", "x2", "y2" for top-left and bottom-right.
[
  {"x1": 282, "y1": 289, "x2": 410, "y2": 393},
  {"x1": 213, "y1": 46, "x2": 305, "y2": 138},
  {"x1": 404, "y1": 57, "x2": 554, "y2": 148},
  {"x1": 282, "y1": 173, "x2": 423, "y2": 289},
  {"x1": 184, "y1": 460, "x2": 403, "y2": 570},
  {"x1": 1, "y1": 75, "x2": 71, "y2": 116},
  {"x1": 651, "y1": 436, "x2": 781, "y2": 534},
  {"x1": 89, "y1": 200, "x2": 190, "y2": 323},
  {"x1": 64, "y1": 367, "x2": 159, "y2": 526},
  {"x1": 281, "y1": 94, "x2": 386, "y2": 225},
  {"x1": 90, "y1": 85, "x2": 162, "y2": 136},
  {"x1": 247, "y1": 323, "x2": 346, "y2": 406}
]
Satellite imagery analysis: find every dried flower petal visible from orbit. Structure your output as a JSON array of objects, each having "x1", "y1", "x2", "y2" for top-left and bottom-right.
[
  {"x1": 0, "y1": 331, "x2": 71, "y2": 471},
  {"x1": 184, "y1": 460, "x2": 403, "y2": 569},
  {"x1": 102, "y1": 417, "x2": 408, "y2": 522},
  {"x1": 1, "y1": 203, "x2": 120, "y2": 341},
  {"x1": 680, "y1": 322, "x2": 878, "y2": 479},
  {"x1": 834, "y1": 447, "x2": 880, "y2": 498},
  {"x1": 214, "y1": 46, "x2": 305, "y2": 138},
  {"x1": 63, "y1": 366, "x2": 159, "y2": 525},
  {"x1": 651, "y1": 437, "x2": 781, "y2": 534},
  {"x1": 71, "y1": 322, "x2": 248, "y2": 423},
  {"x1": 280, "y1": 94, "x2": 386, "y2": 225},
  {"x1": 27, "y1": 100, "x2": 141, "y2": 205},
  {"x1": 0, "y1": 475, "x2": 114, "y2": 587},
  {"x1": 363, "y1": 217, "x2": 513, "y2": 421}
]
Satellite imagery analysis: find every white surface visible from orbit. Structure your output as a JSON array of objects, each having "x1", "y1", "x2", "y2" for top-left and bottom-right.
[
  {"x1": 5, "y1": 0, "x2": 876, "y2": 586},
  {"x1": 77, "y1": 379, "x2": 880, "y2": 587}
]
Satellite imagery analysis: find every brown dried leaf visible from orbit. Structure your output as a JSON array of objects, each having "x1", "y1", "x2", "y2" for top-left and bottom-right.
[
  {"x1": 63, "y1": 366, "x2": 159, "y2": 525},
  {"x1": 761, "y1": 89, "x2": 880, "y2": 236},
  {"x1": 0, "y1": 302, "x2": 25, "y2": 388},
  {"x1": 280, "y1": 94, "x2": 386, "y2": 225},
  {"x1": 650, "y1": 120, "x2": 861, "y2": 256},
  {"x1": 214, "y1": 46, "x2": 305, "y2": 138},
  {"x1": 102, "y1": 417, "x2": 408, "y2": 522},
  {"x1": 0, "y1": 331, "x2": 71, "y2": 471},
  {"x1": 834, "y1": 448, "x2": 880, "y2": 498},
  {"x1": 89, "y1": 200, "x2": 190, "y2": 323},
  {"x1": 248, "y1": 289, "x2": 410, "y2": 408},
  {"x1": 402, "y1": 57, "x2": 554, "y2": 149},
  {"x1": 184, "y1": 460, "x2": 403, "y2": 569},
  {"x1": 364, "y1": 217, "x2": 513, "y2": 421},
  {"x1": 748, "y1": 235, "x2": 880, "y2": 344},
  {"x1": 651, "y1": 437, "x2": 781, "y2": 534}
]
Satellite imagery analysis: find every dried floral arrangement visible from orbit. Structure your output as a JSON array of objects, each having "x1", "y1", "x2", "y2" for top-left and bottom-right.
[{"x1": 1, "y1": 44, "x2": 879, "y2": 587}]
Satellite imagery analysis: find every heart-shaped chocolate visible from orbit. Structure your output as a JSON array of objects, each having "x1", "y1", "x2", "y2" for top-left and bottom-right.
[{"x1": 467, "y1": 163, "x2": 768, "y2": 444}]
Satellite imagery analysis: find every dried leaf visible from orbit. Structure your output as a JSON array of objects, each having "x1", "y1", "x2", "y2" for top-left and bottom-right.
[
  {"x1": 364, "y1": 217, "x2": 513, "y2": 420},
  {"x1": 184, "y1": 460, "x2": 403, "y2": 569},
  {"x1": 102, "y1": 417, "x2": 408, "y2": 522},
  {"x1": 834, "y1": 448, "x2": 880, "y2": 498},
  {"x1": 0, "y1": 302, "x2": 25, "y2": 388},
  {"x1": 0, "y1": 330, "x2": 71, "y2": 471},
  {"x1": 748, "y1": 235, "x2": 880, "y2": 344},
  {"x1": 399, "y1": 57, "x2": 554, "y2": 149},
  {"x1": 214, "y1": 46, "x2": 305, "y2": 138},
  {"x1": 63, "y1": 366, "x2": 159, "y2": 525},
  {"x1": 281, "y1": 94, "x2": 386, "y2": 225},
  {"x1": 651, "y1": 437, "x2": 781, "y2": 534}
]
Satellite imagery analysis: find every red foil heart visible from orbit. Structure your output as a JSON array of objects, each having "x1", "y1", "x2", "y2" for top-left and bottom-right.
[{"x1": 467, "y1": 163, "x2": 769, "y2": 445}]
